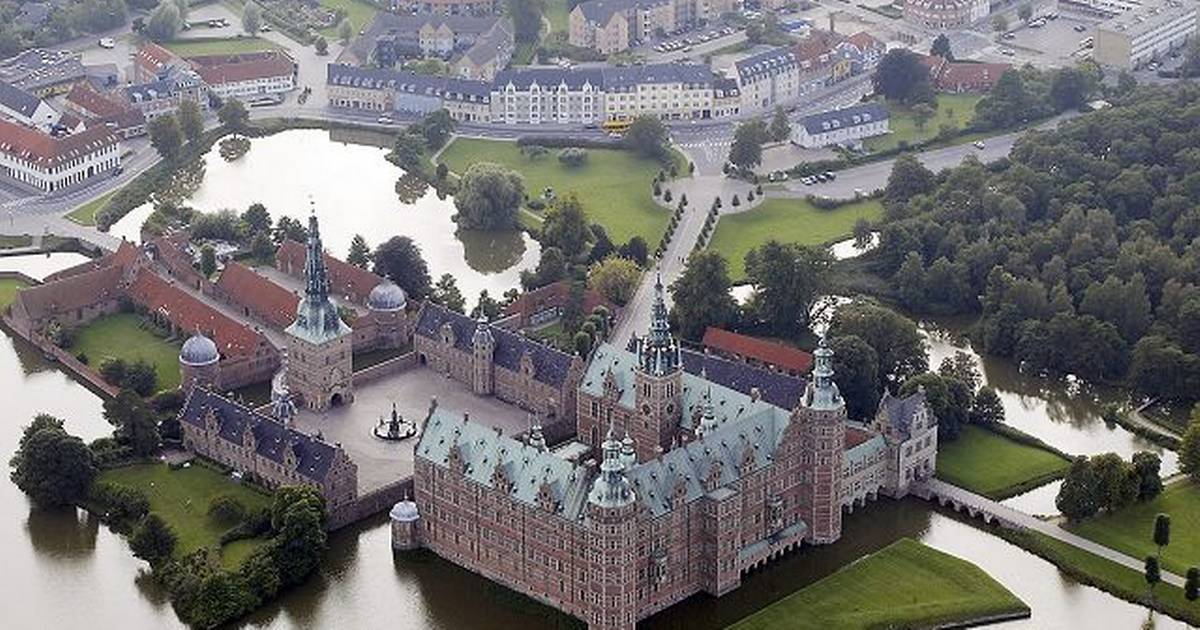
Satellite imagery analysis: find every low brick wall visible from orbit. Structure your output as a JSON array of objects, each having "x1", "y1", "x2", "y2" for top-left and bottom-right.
[
  {"x1": 330, "y1": 476, "x2": 414, "y2": 530},
  {"x1": 351, "y1": 351, "x2": 417, "y2": 387},
  {"x1": 1, "y1": 312, "x2": 121, "y2": 398}
]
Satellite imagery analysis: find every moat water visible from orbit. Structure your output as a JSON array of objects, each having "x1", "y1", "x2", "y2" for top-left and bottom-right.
[
  {"x1": 107, "y1": 129, "x2": 540, "y2": 308},
  {"x1": 0, "y1": 254, "x2": 1185, "y2": 628}
]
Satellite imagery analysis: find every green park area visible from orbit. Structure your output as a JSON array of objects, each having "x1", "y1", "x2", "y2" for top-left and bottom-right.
[
  {"x1": 936, "y1": 425, "x2": 1071, "y2": 500},
  {"x1": 165, "y1": 36, "x2": 282, "y2": 57},
  {"x1": 73, "y1": 313, "x2": 182, "y2": 391},
  {"x1": 68, "y1": 190, "x2": 117, "y2": 226},
  {"x1": 1066, "y1": 480, "x2": 1200, "y2": 576},
  {"x1": 0, "y1": 277, "x2": 29, "y2": 310},
  {"x1": 729, "y1": 538, "x2": 1028, "y2": 630},
  {"x1": 545, "y1": 0, "x2": 571, "y2": 34},
  {"x1": 707, "y1": 197, "x2": 882, "y2": 281},
  {"x1": 864, "y1": 93, "x2": 983, "y2": 153},
  {"x1": 99, "y1": 463, "x2": 272, "y2": 568},
  {"x1": 439, "y1": 138, "x2": 681, "y2": 246},
  {"x1": 319, "y1": 0, "x2": 379, "y2": 36}
]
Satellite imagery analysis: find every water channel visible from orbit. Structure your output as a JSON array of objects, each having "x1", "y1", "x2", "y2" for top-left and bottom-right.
[
  {"x1": 107, "y1": 129, "x2": 540, "y2": 308},
  {"x1": 0, "y1": 253, "x2": 1183, "y2": 628}
]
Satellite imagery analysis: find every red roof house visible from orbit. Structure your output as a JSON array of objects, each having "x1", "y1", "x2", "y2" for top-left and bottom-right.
[{"x1": 701, "y1": 327, "x2": 814, "y2": 377}]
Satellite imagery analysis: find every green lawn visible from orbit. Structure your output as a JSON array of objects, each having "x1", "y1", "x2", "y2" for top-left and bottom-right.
[
  {"x1": 1066, "y1": 480, "x2": 1200, "y2": 576},
  {"x1": 165, "y1": 36, "x2": 282, "y2": 57},
  {"x1": 0, "y1": 234, "x2": 33, "y2": 249},
  {"x1": 864, "y1": 93, "x2": 983, "y2": 153},
  {"x1": 545, "y1": 0, "x2": 571, "y2": 33},
  {"x1": 99, "y1": 463, "x2": 272, "y2": 566},
  {"x1": 73, "y1": 313, "x2": 183, "y2": 391},
  {"x1": 936, "y1": 425, "x2": 1071, "y2": 499},
  {"x1": 729, "y1": 538, "x2": 1028, "y2": 630},
  {"x1": 707, "y1": 197, "x2": 883, "y2": 281},
  {"x1": 68, "y1": 190, "x2": 117, "y2": 226},
  {"x1": 439, "y1": 138, "x2": 679, "y2": 246},
  {"x1": 0, "y1": 277, "x2": 29, "y2": 310},
  {"x1": 319, "y1": 0, "x2": 379, "y2": 36}
]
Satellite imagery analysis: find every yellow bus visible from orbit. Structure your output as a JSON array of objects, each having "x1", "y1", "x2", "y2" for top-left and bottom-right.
[{"x1": 602, "y1": 118, "x2": 632, "y2": 135}]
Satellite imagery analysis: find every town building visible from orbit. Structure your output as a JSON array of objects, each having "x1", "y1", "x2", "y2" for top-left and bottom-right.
[
  {"x1": 792, "y1": 102, "x2": 889, "y2": 148},
  {"x1": 490, "y1": 67, "x2": 605, "y2": 124},
  {"x1": 413, "y1": 301, "x2": 585, "y2": 425},
  {"x1": 601, "y1": 63, "x2": 716, "y2": 120},
  {"x1": 500, "y1": 280, "x2": 618, "y2": 331},
  {"x1": 350, "y1": 12, "x2": 514, "y2": 79},
  {"x1": 326, "y1": 64, "x2": 492, "y2": 121},
  {"x1": 132, "y1": 42, "x2": 187, "y2": 83},
  {"x1": 922, "y1": 55, "x2": 1012, "y2": 92},
  {"x1": 284, "y1": 213, "x2": 355, "y2": 411},
  {"x1": 123, "y1": 69, "x2": 208, "y2": 121},
  {"x1": 179, "y1": 386, "x2": 360, "y2": 527},
  {"x1": 734, "y1": 47, "x2": 800, "y2": 113},
  {"x1": 904, "y1": 0, "x2": 990, "y2": 28},
  {"x1": 701, "y1": 326, "x2": 813, "y2": 377},
  {"x1": 397, "y1": 279, "x2": 938, "y2": 630},
  {"x1": 451, "y1": 20, "x2": 515, "y2": 81},
  {"x1": 0, "y1": 48, "x2": 87, "y2": 96},
  {"x1": 0, "y1": 118, "x2": 120, "y2": 192},
  {"x1": 0, "y1": 80, "x2": 59, "y2": 129},
  {"x1": 396, "y1": 0, "x2": 498, "y2": 16},
  {"x1": 188, "y1": 51, "x2": 296, "y2": 100},
  {"x1": 1094, "y1": 0, "x2": 1198, "y2": 69},
  {"x1": 712, "y1": 76, "x2": 741, "y2": 118},
  {"x1": 63, "y1": 82, "x2": 147, "y2": 138},
  {"x1": 569, "y1": 0, "x2": 738, "y2": 54}
]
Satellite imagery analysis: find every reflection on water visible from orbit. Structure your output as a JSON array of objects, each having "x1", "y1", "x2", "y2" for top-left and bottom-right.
[
  {"x1": 0, "y1": 252, "x2": 91, "y2": 281},
  {"x1": 107, "y1": 129, "x2": 540, "y2": 307}
]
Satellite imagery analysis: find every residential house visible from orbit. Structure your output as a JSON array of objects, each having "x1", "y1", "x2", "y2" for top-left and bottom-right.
[
  {"x1": 0, "y1": 118, "x2": 119, "y2": 191},
  {"x1": 792, "y1": 102, "x2": 889, "y2": 147}
]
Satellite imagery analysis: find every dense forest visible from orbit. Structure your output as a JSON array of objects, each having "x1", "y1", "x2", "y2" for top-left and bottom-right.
[{"x1": 874, "y1": 83, "x2": 1200, "y2": 404}]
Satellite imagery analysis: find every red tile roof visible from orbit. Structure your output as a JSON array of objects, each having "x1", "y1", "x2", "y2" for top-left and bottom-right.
[
  {"x1": 845, "y1": 425, "x2": 873, "y2": 449},
  {"x1": 275, "y1": 239, "x2": 383, "y2": 305},
  {"x1": 216, "y1": 261, "x2": 298, "y2": 329},
  {"x1": 127, "y1": 270, "x2": 264, "y2": 359},
  {"x1": 65, "y1": 82, "x2": 125, "y2": 118},
  {"x1": 12, "y1": 264, "x2": 124, "y2": 320},
  {"x1": 936, "y1": 61, "x2": 1011, "y2": 91},
  {"x1": 503, "y1": 280, "x2": 616, "y2": 320},
  {"x1": 702, "y1": 327, "x2": 814, "y2": 375},
  {"x1": 189, "y1": 51, "x2": 293, "y2": 86},
  {"x1": 0, "y1": 118, "x2": 117, "y2": 168},
  {"x1": 134, "y1": 43, "x2": 180, "y2": 77},
  {"x1": 846, "y1": 31, "x2": 883, "y2": 51},
  {"x1": 793, "y1": 30, "x2": 844, "y2": 64}
]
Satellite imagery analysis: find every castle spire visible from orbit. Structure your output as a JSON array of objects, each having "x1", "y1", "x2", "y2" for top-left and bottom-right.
[
  {"x1": 637, "y1": 269, "x2": 681, "y2": 376},
  {"x1": 304, "y1": 207, "x2": 330, "y2": 301},
  {"x1": 287, "y1": 209, "x2": 351, "y2": 341},
  {"x1": 803, "y1": 337, "x2": 843, "y2": 410},
  {"x1": 588, "y1": 417, "x2": 635, "y2": 507}
]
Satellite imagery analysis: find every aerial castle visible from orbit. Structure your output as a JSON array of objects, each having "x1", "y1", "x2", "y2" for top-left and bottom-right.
[{"x1": 396, "y1": 279, "x2": 938, "y2": 630}]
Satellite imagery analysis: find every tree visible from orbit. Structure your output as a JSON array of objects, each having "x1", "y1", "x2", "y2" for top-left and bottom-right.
[
  {"x1": 507, "y1": 0, "x2": 544, "y2": 43},
  {"x1": 912, "y1": 103, "x2": 936, "y2": 132},
  {"x1": 314, "y1": 36, "x2": 328, "y2": 55},
  {"x1": 9, "y1": 415, "x2": 98, "y2": 507},
  {"x1": 373, "y1": 236, "x2": 431, "y2": 300},
  {"x1": 669, "y1": 250, "x2": 738, "y2": 341},
  {"x1": 274, "y1": 215, "x2": 307, "y2": 243},
  {"x1": 338, "y1": 17, "x2": 352, "y2": 44},
  {"x1": 241, "y1": 202, "x2": 271, "y2": 237},
  {"x1": 177, "y1": 100, "x2": 203, "y2": 143},
  {"x1": 1182, "y1": 409, "x2": 1200, "y2": 482},
  {"x1": 900, "y1": 373, "x2": 970, "y2": 439},
  {"x1": 521, "y1": 144, "x2": 548, "y2": 160},
  {"x1": 218, "y1": 99, "x2": 248, "y2": 131},
  {"x1": 589, "y1": 224, "x2": 614, "y2": 263},
  {"x1": 208, "y1": 494, "x2": 246, "y2": 524},
  {"x1": 1132, "y1": 452, "x2": 1163, "y2": 502},
  {"x1": 1186, "y1": 567, "x2": 1199, "y2": 601},
  {"x1": 829, "y1": 335, "x2": 880, "y2": 420},
  {"x1": 1050, "y1": 67, "x2": 1091, "y2": 112},
  {"x1": 828, "y1": 300, "x2": 928, "y2": 385},
  {"x1": 522, "y1": 247, "x2": 568, "y2": 290},
  {"x1": 145, "y1": 1, "x2": 180, "y2": 42},
  {"x1": 243, "y1": 1, "x2": 262, "y2": 35},
  {"x1": 148, "y1": 115, "x2": 183, "y2": 160},
  {"x1": 1145, "y1": 555, "x2": 1161, "y2": 604},
  {"x1": 884, "y1": 153, "x2": 935, "y2": 208},
  {"x1": 130, "y1": 514, "x2": 177, "y2": 566},
  {"x1": 969, "y1": 387, "x2": 1005, "y2": 425},
  {"x1": 574, "y1": 331, "x2": 593, "y2": 356},
  {"x1": 431, "y1": 273, "x2": 465, "y2": 313},
  {"x1": 1153, "y1": 513, "x2": 1171, "y2": 559},
  {"x1": 729, "y1": 120, "x2": 767, "y2": 170},
  {"x1": 769, "y1": 106, "x2": 791, "y2": 143},
  {"x1": 992, "y1": 14, "x2": 1008, "y2": 33},
  {"x1": 1018, "y1": 3, "x2": 1033, "y2": 22},
  {"x1": 541, "y1": 195, "x2": 593, "y2": 256},
  {"x1": 744, "y1": 241, "x2": 831, "y2": 336},
  {"x1": 471, "y1": 290, "x2": 502, "y2": 321},
  {"x1": 931, "y1": 33, "x2": 954, "y2": 60},
  {"x1": 873, "y1": 50, "x2": 933, "y2": 105},
  {"x1": 390, "y1": 132, "x2": 425, "y2": 172},
  {"x1": 620, "y1": 236, "x2": 648, "y2": 267},
  {"x1": 416, "y1": 109, "x2": 455, "y2": 150},
  {"x1": 1092, "y1": 452, "x2": 1138, "y2": 513},
  {"x1": 623, "y1": 116, "x2": 670, "y2": 161},
  {"x1": 588, "y1": 256, "x2": 640, "y2": 306},
  {"x1": 1057, "y1": 456, "x2": 1100, "y2": 521},
  {"x1": 103, "y1": 390, "x2": 160, "y2": 457},
  {"x1": 270, "y1": 486, "x2": 327, "y2": 587},
  {"x1": 454, "y1": 163, "x2": 524, "y2": 230},
  {"x1": 200, "y1": 244, "x2": 217, "y2": 277},
  {"x1": 558, "y1": 147, "x2": 587, "y2": 167},
  {"x1": 347, "y1": 235, "x2": 371, "y2": 269}
]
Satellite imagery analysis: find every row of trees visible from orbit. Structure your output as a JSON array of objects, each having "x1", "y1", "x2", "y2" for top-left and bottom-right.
[
  {"x1": 149, "y1": 99, "x2": 249, "y2": 162},
  {"x1": 1057, "y1": 451, "x2": 1163, "y2": 522}
]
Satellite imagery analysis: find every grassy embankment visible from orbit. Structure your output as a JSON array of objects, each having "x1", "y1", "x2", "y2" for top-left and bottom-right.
[{"x1": 936, "y1": 424, "x2": 1072, "y2": 500}]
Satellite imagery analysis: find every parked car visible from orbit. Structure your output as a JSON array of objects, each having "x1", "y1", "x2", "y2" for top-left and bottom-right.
[
  {"x1": 973, "y1": 140, "x2": 986, "y2": 149},
  {"x1": 1001, "y1": 48, "x2": 1016, "y2": 56},
  {"x1": 377, "y1": 115, "x2": 394, "y2": 124},
  {"x1": 1074, "y1": 24, "x2": 1087, "y2": 33},
  {"x1": 824, "y1": 171, "x2": 836, "y2": 181},
  {"x1": 98, "y1": 37, "x2": 115, "y2": 48}
]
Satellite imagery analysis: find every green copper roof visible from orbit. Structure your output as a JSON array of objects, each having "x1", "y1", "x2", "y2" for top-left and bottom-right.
[{"x1": 286, "y1": 212, "x2": 351, "y2": 344}]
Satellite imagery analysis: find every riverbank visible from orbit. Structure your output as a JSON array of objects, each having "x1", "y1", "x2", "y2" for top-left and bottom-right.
[
  {"x1": 936, "y1": 424, "x2": 1072, "y2": 501},
  {"x1": 1065, "y1": 479, "x2": 1200, "y2": 576}
]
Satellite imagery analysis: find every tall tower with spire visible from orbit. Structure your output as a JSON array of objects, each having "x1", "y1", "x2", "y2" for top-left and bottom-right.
[
  {"x1": 285, "y1": 210, "x2": 354, "y2": 411},
  {"x1": 630, "y1": 272, "x2": 683, "y2": 461},
  {"x1": 583, "y1": 422, "x2": 638, "y2": 630},
  {"x1": 793, "y1": 338, "x2": 846, "y2": 544}
]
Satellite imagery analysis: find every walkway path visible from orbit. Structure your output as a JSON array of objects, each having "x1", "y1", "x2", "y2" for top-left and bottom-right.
[{"x1": 918, "y1": 479, "x2": 1185, "y2": 588}]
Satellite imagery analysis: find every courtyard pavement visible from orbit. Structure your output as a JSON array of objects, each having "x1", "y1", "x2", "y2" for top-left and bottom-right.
[{"x1": 290, "y1": 367, "x2": 531, "y2": 492}]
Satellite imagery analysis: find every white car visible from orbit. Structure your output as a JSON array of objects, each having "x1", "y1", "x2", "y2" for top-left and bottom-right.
[
  {"x1": 974, "y1": 140, "x2": 986, "y2": 149},
  {"x1": 98, "y1": 37, "x2": 116, "y2": 49},
  {"x1": 377, "y1": 115, "x2": 394, "y2": 125}
]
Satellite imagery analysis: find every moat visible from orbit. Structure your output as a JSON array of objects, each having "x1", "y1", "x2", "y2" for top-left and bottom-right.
[{"x1": 0, "y1": 253, "x2": 1186, "y2": 629}]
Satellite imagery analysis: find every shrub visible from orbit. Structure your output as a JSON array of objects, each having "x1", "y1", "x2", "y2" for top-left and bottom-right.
[
  {"x1": 90, "y1": 481, "x2": 150, "y2": 529},
  {"x1": 76, "y1": 352, "x2": 89, "y2": 364},
  {"x1": 557, "y1": 147, "x2": 588, "y2": 167},
  {"x1": 663, "y1": 190, "x2": 672, "y2": 202},
  {"x1": 732, "y1": 194, "x2": 741, "y2": 206},
  {"x1": 208, "y1": 494, "x2": 247, "y2": 524},
  {"x1": 527, "y1": 198, "x2": 546, "y2": 211}
]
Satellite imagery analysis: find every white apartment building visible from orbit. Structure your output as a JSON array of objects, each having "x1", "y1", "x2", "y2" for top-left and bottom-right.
[
  {"x1": 1094, "y1": 0, "x2": 1198, "y2": 68},
  {"x1": 601, "y1": 63, "x2": 715, "y2": 120},
  {"x1": 793, "y1": 102, "x2": 889, "y2": 148},
  {"x1": 490, "y1": 68, "x2": 604, "y2": 125},
  {"x1": 735, "y1": 47, "x2": 800, "y2": 113},
  {"x1": 0, "y1": 119, "x2": 120, "y2": 192},
  {"x1": 190, "y1": 52, "x2": 295, "y2": 100}
]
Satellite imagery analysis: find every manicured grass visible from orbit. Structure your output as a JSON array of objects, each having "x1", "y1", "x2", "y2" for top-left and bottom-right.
[
  {"x1": 707, "y1": 197, "x2": 883, "y2": 281},
  {"x1": 1066, "y1": 480, "x2": 1200, "y2": 576},
  {"x1": 0, "y1": 234, "x2": 33, "y2": 249},
  {"x1": 0, "y1": 277, "x2": 30, "y2": 310},
  {"x1": 1004, "y1": 529, "x2": 1200, "y2": 627},
  {"x1": 439, "y1": 138, "x2": 678, "y2": 246},
  {"x1": 318, "y1": 0, "x2": 379, "y2": 36},
  {"x1": 68, "y1": 190, "x2": 117, "y2": 226},
  {"x1": 165, "y1": 36, "x2": 282, "y2": 57},
  {"x1": 729, "y1": 538, "x2": 1028, "y2": 630},
  {"x1": 864, "y1": 93, "x2": 983, "y2": 153},
  {"x1": 99, "y1": 463, "x2": 272, "y2": 566},
  {"x1": 546, "y1": 0, "x2": 571, "y2": 34},
  {"x1": 936, "y1": 425, "x2": 1071, "y2": 500},
  {"x1": 72, "y1": 313, "x2": 183, "y2": 392}
]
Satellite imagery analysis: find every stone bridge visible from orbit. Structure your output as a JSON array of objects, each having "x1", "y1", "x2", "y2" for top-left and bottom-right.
[{"x1": 911, "y1": 479, "x2": 1030, "y2": 530}]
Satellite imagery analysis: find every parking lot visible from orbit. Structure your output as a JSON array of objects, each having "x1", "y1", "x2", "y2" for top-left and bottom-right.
[{"x1": 987, "y1": 11, "x2": 1107, "y2": 67}]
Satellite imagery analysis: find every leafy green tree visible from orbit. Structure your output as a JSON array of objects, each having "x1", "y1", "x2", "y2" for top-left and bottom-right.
[
  {"x1": 372, "y1": 236, "x2": 432, "y2": 300},
  {"x1": 1153, "y1": 513, "x2": 1171, "y2": 559},
  {"x1": 744, "y1": 241, "x2": 831, "y2": 336},
  {"x1": 522, "y1": 247, "x2": 568, "y2": 290},
  {"x1": 900, "y1": 372, "x2": 970, "y2": 439},
  {"x1": 314, "y1": 36, "x2": 328, "y2": 55},
  {"x1": 338, "y1": 17, "x2": 352, "y2": 43},
  {"x1": 574, "y1": 331, "x2": 593, "y2": 356},
  {"x1": 623, "y1": 116, "x2": 670, "y2": 161},
  {"x1": 200, "y1": 244, "x2": 217, "y2": 277},
  {"x1": 9, "y1": 415, "x2": 98, "y2": 507},
  {"x1": 969, "y1": 387, "x2": 1005, "y2": 425},
  {"x1": 1132, "y1": 452, "x2": 1163, "y2": 502},
  {"x1": 243, "y1": 1, "x2": 262, "y2": 35},
  {"x1": 873, "y1": 49, "x2": 933, "y2": 105},
  {"x1": 829, "y1": 335, "x2": 880, "y2": 420},
  {"x1": 471, "y1": 290, "x2": 502, "y2": 321},
  {"x1": 417, "y1": 109, "x2": 456, "y2": 150},
  {"x1": 241, "y1": 203, "x2": 271, "y2": 237},
  {"x1": 884, "y1": 153, "x2": 935, "y2": 209},
  {"x1": 103, "y1": 390, "x2": 160, "y2": 457},
  {"x1": 177, "y1": 100, "x2": 203, "y2": 143},
  {"x1": 931, "y1": 33, "x2": 954, "y2": 60},
  {"x1": 541, "y1": 194, "x2": 593, "y2": 256},
  {"x1": 130, "y1": 513, "x2": 177, "y2": 566},
  {"x1": 149, "y1": 115, "x2": 183, "y2": 160},
  {"x1": 1092, "y1": 452, "x2": 1138, "y2": 513},
  {"x1": 1186, "y1": 567, "x2": 1199, "y2": 601},
  {"x1": 669, "y1": 250, "x2": 738, "y2": 341},
  {"x1": 588, "y1": 224, "x2": 614, "y2": 263},
  {"x1": 208, "y1": 494, "x2": 246, "y2": 524},
  {"x1": 270, "y1": 486, "x2": 326, "y2": 586},
  {"x1": 430, "y1": 273, "x2": 465, "y2": 313},
  {"x1": 1018, "y1": 3, "x2": 1033, "y2": 21},
  {"x1": 828, "y1": 300, "x2": 928, "y2": 385},
  {"x1": 507, "y1": 0, "x2": 545, "y2": 43},
  {"x1": 1057, "y1": 456, "x2": 1100, "y2": 521},
  {"x1": 912, "y1": 103, "x2": 936, "y2": 132},
  {"x1": 274, "y1": 216, "x2": 307, "y2": 243},
  {"x1": 346, "y1": 235, "x2": 371, "y2": 269},
  {"x1": 768, "y1": 106, "x2": 791, "y2": 142},
  {"x1": 1145, "y1": 555, "x2": 1161, "y2": 604},
  {"x1": 454, "y1": 163, "x2": 524, "y2": 230},
  {"x1": 728, "y1": 120, "x2": 768, "y2": 170},
  {"x1": 587, "y1": 256, "x2": 640, "y2": 306},
  {"x1": 619, "y1": 236, "x2": 648, "y2": 267},
  {"x1": 1181, "y1": 408, "x2": 1200, "y2": 482},
  {"x1": 218, "y1": 99, "x2": 249, "y2": 131},
  {"x1": 1049, "y1": 67, "x2": 1091, "y2": 112},
  {"x1": 146, "y1": 1, "x2": 180, "y2": 42}
]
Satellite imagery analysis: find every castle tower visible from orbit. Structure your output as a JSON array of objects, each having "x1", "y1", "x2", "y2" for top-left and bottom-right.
[
  {"x1": 390, "y1": 498, "x2": 421, "y2": 550},
  {"x1": 527, "y1": 413, "x2": 547, "y2": 452},
  {"x1": 366, "y1": 280, "x2": 408, "y2": 349},
  {"x1": 270, "y1": 354, "x2": 296, "y2": 425},
  {"x1": 179, "y1": 331, "x2": 220, "y2": 392},
  {"x1": 631, "y1": 273, "x2": 683, "y2": 461},
  {"x1": 696, "y1": 384, "x2": 718, "y2": 438},
  {"x1": 794, "y1": 338, "x2": 846, "y2": 544},
  {"x1": 584, "y1": 423, "x2": 638, "y2": 630},
  {"x1": 471, "y1": 316, "x2": 494, "y2": 395},
  {"x1": 285, "y1": 210, "x2": 354, "y2": 411}
]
